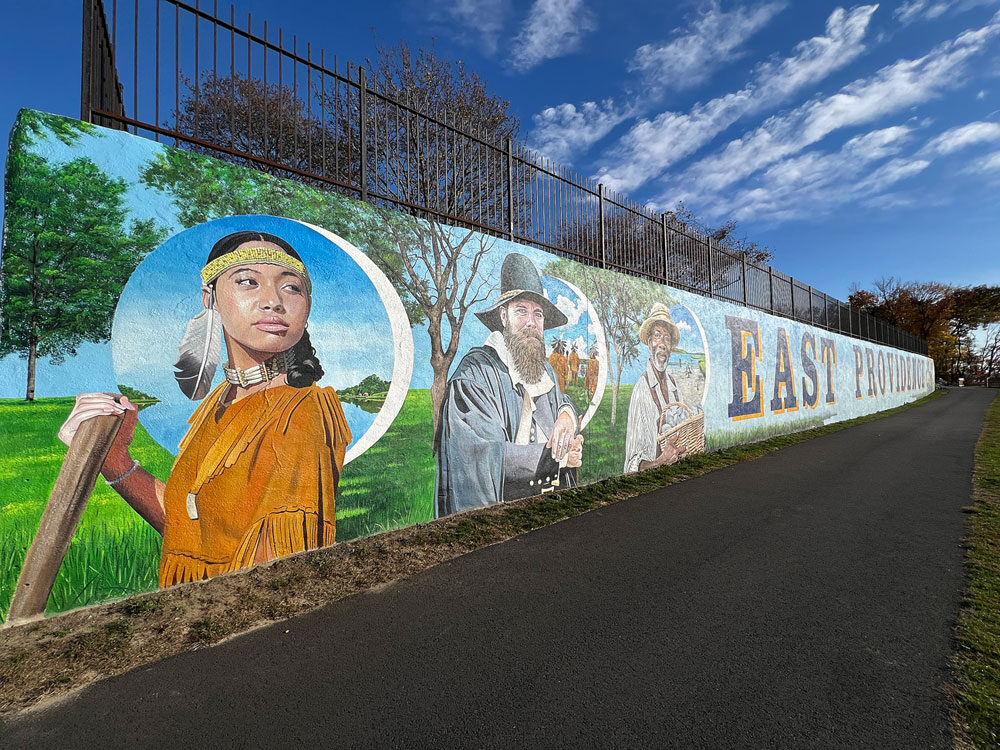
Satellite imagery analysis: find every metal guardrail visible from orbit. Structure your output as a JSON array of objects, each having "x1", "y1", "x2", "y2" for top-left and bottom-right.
[{"x1": 80, "y1": 0, "x2": 927, "y2": 355}]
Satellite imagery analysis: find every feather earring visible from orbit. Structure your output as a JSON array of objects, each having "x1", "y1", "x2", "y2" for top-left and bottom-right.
[{"x1": 174, "y1": 289, "x2": 223, "y2": 400}]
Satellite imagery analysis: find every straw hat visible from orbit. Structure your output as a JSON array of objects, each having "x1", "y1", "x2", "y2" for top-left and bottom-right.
[{"x1": 638, "y1": 303, "x2": 680, "y2": 347}]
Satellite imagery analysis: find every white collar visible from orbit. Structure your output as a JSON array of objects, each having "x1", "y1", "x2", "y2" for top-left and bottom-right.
[{"x1": 485, "y1": 330, "x2": 555, "y2": 400}]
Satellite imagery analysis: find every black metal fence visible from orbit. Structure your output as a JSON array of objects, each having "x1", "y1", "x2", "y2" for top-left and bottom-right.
[{"x1": 80, "y1": 0, "x2": 927, "y2": 355}]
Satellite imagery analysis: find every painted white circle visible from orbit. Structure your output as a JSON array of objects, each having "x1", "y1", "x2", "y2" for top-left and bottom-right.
[
  {"x1": 551, "y1": 276, "x2": 608, "y2": 430},
  {"x1": 673, "y1": 303, "x2": 710, "y2": 408},
  {"x1": 296, "y1": 221, "x2": 414, "y2": 464}
]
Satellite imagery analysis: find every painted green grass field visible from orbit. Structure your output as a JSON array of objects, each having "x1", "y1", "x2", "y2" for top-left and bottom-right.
[
  {"x1": 0, "y1": 398, "x2": 174, "y2": 622},
  {"x1": 0, "y1": 386, "x2": 642, "y2": 621}
]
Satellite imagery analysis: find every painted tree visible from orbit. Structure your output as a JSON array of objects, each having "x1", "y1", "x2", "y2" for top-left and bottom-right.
[
  {"x1": 544, "y1": 259, "x2": 667, "y2": 427},
  {"x1": 372, "y1": 209, "x2": 495, "y2": 435},
  {"x1": 0, "y1": 112, "x2": 165, "y2": 399}
]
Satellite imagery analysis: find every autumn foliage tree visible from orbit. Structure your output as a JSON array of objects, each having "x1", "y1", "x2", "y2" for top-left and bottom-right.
[{"x1": 849, "y1": 278, "x2": 1000, "y2": 381}]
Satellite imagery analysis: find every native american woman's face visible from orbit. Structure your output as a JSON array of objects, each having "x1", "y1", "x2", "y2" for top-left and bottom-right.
[
  {"x1": 648, "y1": 323, "x2": 673, "y2": 372},
  {"x1": 205, "y1": 242, "x2": 311, "y2": 362}
]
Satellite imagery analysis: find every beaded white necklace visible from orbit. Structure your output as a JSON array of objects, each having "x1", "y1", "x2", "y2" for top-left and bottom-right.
[{"x1": 222, "y1": 349, "x2": 294, "y2": 388}]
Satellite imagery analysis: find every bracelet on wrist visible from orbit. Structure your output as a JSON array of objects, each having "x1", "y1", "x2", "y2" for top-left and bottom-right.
[{"x1": 105, "y1": 458, "x2": 140, "y2": 486}]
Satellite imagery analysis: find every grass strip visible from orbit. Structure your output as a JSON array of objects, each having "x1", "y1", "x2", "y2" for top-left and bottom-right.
[
  {"x1": 0, "y1": 388, "x2": 943, "y2": 715},
  {"x1": 952, "y1": 391, "x2": 1000, "y2": 748}
]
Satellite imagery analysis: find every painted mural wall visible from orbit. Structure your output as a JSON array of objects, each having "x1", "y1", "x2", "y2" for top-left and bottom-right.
[{"x1": 0, "y1": 111, "x2": 934, "y2": 621}]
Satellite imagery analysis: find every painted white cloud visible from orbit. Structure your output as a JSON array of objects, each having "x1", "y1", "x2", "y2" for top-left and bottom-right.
[
  {"x1": 921, "y1": 120, "x2": 1000, "y2": 153},
  {"x1": 675, "y1": 320, "x2": 692, "y2": 331},
  {"x1": 509, "y1": 0, "x2": 596, "y2": 72},
  {"x1": 670, "y1": 11, "x2": 1000, "y2": 199},
  {"x1": 595, "y1": 5, "x2": 878, "y2": 192},
  {"x1": 628, "y1": 1, "x2": 787, "y2": 95},
  {"x1": 555, "y1": 293, "x2": 587, "y2": 326},
  {"x1": 529, "y1": 100, "x2": 633, "y2": 163}
]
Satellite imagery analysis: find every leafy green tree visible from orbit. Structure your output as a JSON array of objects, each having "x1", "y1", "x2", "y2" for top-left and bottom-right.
[
  {"x1": 544, "y1": 259, "x2": 668, "y2": 427},
  {"x1": 1, "y1": 113, "x2": 165, "y2": 399}
]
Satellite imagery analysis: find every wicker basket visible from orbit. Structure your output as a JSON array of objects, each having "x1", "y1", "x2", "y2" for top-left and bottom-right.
[{"x1": 657, "y1": 402, "x2": 706, "y2": 456}]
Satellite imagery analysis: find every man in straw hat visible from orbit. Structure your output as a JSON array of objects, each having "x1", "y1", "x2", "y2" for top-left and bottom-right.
[
  {"x1": 434, "y1": 253, "x2": 584, "y2": 517},
  {"x1": 624, "y1": 303, "x2": 700, "y2": 472}
]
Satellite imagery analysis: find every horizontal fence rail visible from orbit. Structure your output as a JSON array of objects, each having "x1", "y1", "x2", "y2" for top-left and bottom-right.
[{"x1": 80, "y1": 0, "x2": 927, "y2": 356}]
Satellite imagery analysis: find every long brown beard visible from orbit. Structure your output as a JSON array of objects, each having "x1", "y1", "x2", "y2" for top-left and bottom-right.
[{"x1": 504, "y1": 325, "x2": 546, "y2": 384}]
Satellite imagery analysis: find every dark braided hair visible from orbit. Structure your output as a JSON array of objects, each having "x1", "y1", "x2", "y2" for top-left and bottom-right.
[{"x1": 207, "y1": 231, "x2": 324, "y2": 388}]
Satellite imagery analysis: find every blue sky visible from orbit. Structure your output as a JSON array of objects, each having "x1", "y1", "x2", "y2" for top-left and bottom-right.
[{"x1": 1, "y1": 0, "x2": 999, "y2": 302}]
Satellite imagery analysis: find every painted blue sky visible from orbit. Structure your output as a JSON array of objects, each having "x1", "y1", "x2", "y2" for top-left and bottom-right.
[{"x1": 1, "y1": 0, "x2": 998, "y2": 300}]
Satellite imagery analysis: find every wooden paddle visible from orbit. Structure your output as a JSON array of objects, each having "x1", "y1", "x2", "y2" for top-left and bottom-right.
[{"x1": 5, "y1": 412, "x2": 124, "y2": 626}]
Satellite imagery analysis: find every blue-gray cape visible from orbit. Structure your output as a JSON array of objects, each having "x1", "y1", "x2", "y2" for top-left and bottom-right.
[{"x1": 434, "y1": 345, "x2": 579, "y2": 518}]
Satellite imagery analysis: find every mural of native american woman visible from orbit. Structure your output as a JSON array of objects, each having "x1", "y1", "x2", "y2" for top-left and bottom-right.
[{"x1": 56, "y1": 231, "x2": 351, "y2": 586}]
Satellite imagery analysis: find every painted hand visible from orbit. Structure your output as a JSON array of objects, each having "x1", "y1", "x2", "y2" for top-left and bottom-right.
[
  {"x1": 548, "y1": 410, "x2": 577, "y2": 461},
  {"x1": 58, "y1": 393, "x2": 138, "y2": 460},
  {"x1": 656, "y1": 435, "x2": 682, "y2": 467},
  {"x1": 566, "y1": 434, "x2": 584, "y2": 468}
]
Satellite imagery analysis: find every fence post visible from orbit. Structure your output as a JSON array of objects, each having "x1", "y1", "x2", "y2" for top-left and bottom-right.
[
  {"x1": 741, "y1": 251, "x2": 749, "y2": 306},
  {"x1": 506, "y1": 137, "x2": 515, "y2": 241},
  {"x1": 807, "y1": 285, "x2": 814, "y2": 325},
  {"x1": 707, "y1": 237, "x2": 715, "y2": 298},
  {"x1": 598, "y1": 184, "x2": 607, "y2": 269},
  {"x1": 767, "y1": 266, "x2": 774, "y2": 313},
  {"x1": 81, "y1": 0, "x2": 94, "y2": 122},
  {"x1": 661, "y1": 213, "x2": 669, "y2": 285},
  {"x1": 358, "y1": 66, "x2": 369, "y2": 203}
]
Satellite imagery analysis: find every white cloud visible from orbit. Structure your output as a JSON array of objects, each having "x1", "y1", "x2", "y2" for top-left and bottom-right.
[
  {"x1": 595, "y1": 5, "x2": 878, "y2": 191},
  {"x1": 509, "y1": 0, "x2": 597, "y2": 72},
  {"x1": 896, "y1": 0, "x2": 1000, "y2": 25},
  {"x1": 689, "y1": 127, "x2": 930, "y2": 223},
  {"x1": 896, "y1": 0, "x2": 952, "y2": 24},
  {"x1": 921, "y1": 120, "x2": 1000, "y2": 153},
  {"x1": 671, "y1": 12, "x2": 1000, "y2": 199},
  {"x1": 675, "y1": 320, "x2": 692, "y2": 331},
  {"x1": 529, "y1": 100, "x2": 633, "y2": 163},
  {"x1": 978, "y1": 89, "x2": 988, "y2": 98},
  {"x1": 966, "y1": 148, "x2": 1000, "y2": 170},
  {"x1": 428, "y1": 0, "x2": 511, "y2": 54},
  {"x1": 628, "y1": 1, "x2": 787, "y2": 95}
]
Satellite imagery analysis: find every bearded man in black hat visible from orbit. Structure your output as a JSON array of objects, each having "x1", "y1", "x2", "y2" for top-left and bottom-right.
[{"x1": 434, "y1": 253, "x2": 584, "y2": 518}]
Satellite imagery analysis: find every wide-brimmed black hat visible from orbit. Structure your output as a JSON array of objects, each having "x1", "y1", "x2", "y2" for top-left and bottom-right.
[{"x1": 475, "y1": 253, "x2": 568, "y2": 332}]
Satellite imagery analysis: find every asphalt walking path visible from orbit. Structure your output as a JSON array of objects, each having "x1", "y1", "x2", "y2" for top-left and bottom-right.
[{"x1": 2, "y1": 387, "x2": 995, "y2": 748}]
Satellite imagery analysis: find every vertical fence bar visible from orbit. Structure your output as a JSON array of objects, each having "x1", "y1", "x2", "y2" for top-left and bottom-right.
[
  {"x1": 229, "y1": 5, "x2": 234, "y2": 149},
  {"x1": 661, "y1": 214, "x2": 669, "y2": 284},
  {"x1": 767, "y1": 266, "x2": 774, "y2": 313},
  {"x1": 598, "y1": 184, "x2": 606, "y2": 269},
  {"x1": 707, "y1": 238, "x2": 715, "y2": 299},
  {"x1": 741, "y1": 251, "x2": 748, "y2": 306},
  {"x1": 81, "y1": 0, "x2": 94, "y2": 121},
  {"x1": 133, "y1": 0, "x2": 138, "y2": 131},
  {"x1": 506, "y1": 137, "x2": 515, "y2": 240},
  {"x1": 358, "y1": 66, "x2": 368, "y2": 203},
  {"x1": 154, "y1": 0, "x2": 160, "y2": 136}
]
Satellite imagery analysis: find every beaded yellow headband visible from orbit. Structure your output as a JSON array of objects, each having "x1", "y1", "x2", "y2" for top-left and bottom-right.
[{"x1": 201, "y1": 246, "x2": 311, "y2": 293}]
